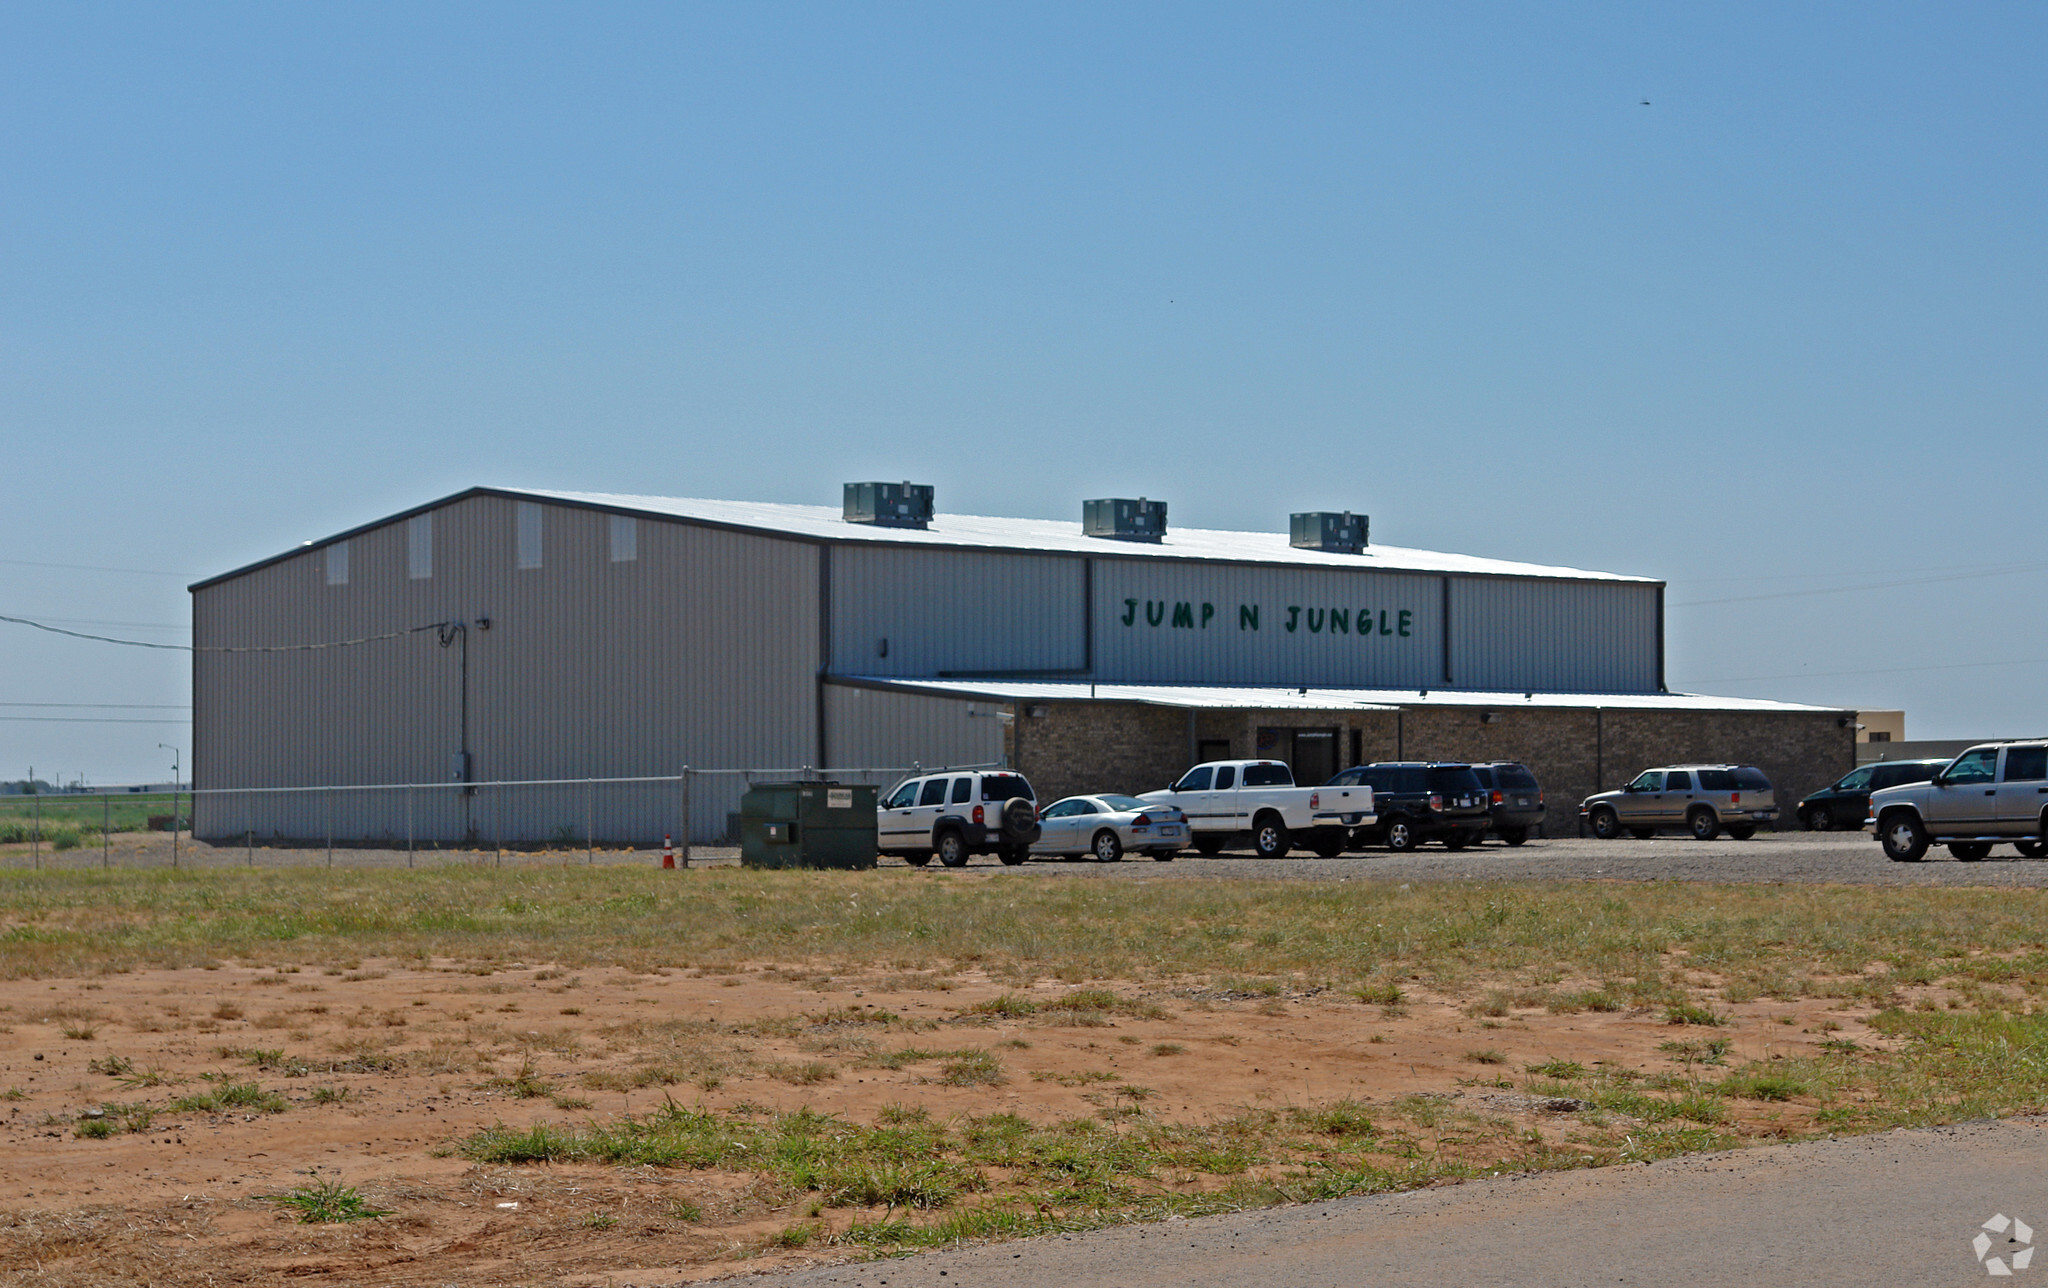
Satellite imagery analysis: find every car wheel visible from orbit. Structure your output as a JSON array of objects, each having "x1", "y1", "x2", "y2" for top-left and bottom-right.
[
  {"x1": 1802, "y1": 805, "x2": 1831, "y2": 832},
  {"x1": 1726, "y1": 825, "x2": 1757, "y2": 840},
  {"x1": 1500, "y1": 827, "x2": 1528, "y2": 847},
  {"x1": 1384, "y1": 818, "x2": 1418, "y2": 852},
  {"x1": 936, "y1": 830, "x2": 969, "y2": 868},
  {"x1": 2016, "y1": 838, "x2": 2046, "y2": 859},
  {"x1": 1092, "y1": 830, "x2": 1124, "y2": 862},
  {"x1": 1628, "y1": 827, "x2": 1655, "y2": 840},
  {"x1": 1150, "y1": 849, "x2": 1176, "y2": 862},
  {"x1": 1588, "y1": 807, "x2": 1622, "y2": 840},
  {"x1": 1443, "y1": 831, "x2": 1469, "y2": 851},
  {"x1": 997, "y1": 845, "x2": 1028, "y2": 866},
  {"x1": 1951, "y1": 841, "x2": 1991, "y2": 861},
  {"x1": 901, "y1": 852, "x2": 931, "y2": 868},
  {"x1": 1310, "y1": 833, "x2": 1347, "y2": 858},
  {"x1": 1688, "y1": 809, "x2": 1720, "y2": 842},
  {"x1": 1193, "y1": 836, "x2": 1226, "y2": 856},
  {"x1": 1000, "y1": 797, "x2": 1038, "y2": 842},
  {"x1": 1879, "y1": 812, "x2": 1929, "y2": 862},
  {"x1": 1252, "y1": 814, "x2": 1290, "y2": 859}
]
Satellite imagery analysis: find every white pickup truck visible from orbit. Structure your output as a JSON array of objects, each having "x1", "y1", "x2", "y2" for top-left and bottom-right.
[{"x1": 1139, "y1": 760, "x2": 1374, "y2": 859}]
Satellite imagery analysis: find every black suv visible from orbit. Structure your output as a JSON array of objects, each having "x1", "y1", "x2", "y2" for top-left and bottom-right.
[
  {"x1": 1468, "y1": 762, "x2": 1545, "y2": 846},
  {"x1": 1798, "y1": 759, "x2": 1946, "y2": 832},
  {"x1": 1328, "y1": 762, "x2": 1492, "y2": 851}
]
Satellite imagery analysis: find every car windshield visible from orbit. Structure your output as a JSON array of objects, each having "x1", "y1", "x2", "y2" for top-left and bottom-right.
[
  {"x1": 1241, "y1": 763, "x2": 1292, "y2": 787},
  {"x1": 980, "y1": 774, "x2": 1034, "y2": 801},
  {"x1": 1835, "y1": 767, "x2": 1874, "y2": 791},
  {"x1": 1495, "y1": 764, "x2": 1539, "y2": 790},
  {"x1": 1733, "y1": 767, "x2": 1772, "y2": 791},
  {"x1": 1099, "y1": 795, "x2": 1150, "y2": 811}
]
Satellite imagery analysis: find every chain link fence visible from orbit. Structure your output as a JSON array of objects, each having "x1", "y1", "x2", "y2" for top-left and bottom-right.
[{"x1": 0, "y1": 763, "x2": 999, "y2": 871}]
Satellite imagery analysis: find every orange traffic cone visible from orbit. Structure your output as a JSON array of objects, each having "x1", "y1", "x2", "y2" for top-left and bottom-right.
[{"x1": 661, "y1": 835, "x2": 675, "y2": 869}]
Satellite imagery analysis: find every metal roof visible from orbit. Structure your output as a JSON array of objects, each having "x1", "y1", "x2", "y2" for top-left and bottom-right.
[
  {"x1": 832, "y1": 676, "x2": 1842, "y2": 714},
  {"x1": 193, "y1": 485, "x2": 1661, "y2": 589},
  {"x1": 521, "y1": 489, "x2": 1657, "y2": 584}
]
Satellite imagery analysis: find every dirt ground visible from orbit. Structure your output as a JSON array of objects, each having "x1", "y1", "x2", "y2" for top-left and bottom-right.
[{"x1": 0, "y1": 952, "x2": 1885, "y2": 1286}]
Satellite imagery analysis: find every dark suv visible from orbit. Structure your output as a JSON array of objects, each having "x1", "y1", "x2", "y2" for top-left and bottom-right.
[
  {"x1": 1798, "y1": 760, "x2": 1946, "y2": 832},
  {"x1": 1328, "y1": 762, "x2": 1491, "y2": 851},
  {"x1": 1469, "y1": 762, "x2": 1545, "y2": 845}
]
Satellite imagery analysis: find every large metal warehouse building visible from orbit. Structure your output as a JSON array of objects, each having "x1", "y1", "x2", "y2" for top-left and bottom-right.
[{"x1": 190, "y1": 485, "x2": 1851, "y2": 845}]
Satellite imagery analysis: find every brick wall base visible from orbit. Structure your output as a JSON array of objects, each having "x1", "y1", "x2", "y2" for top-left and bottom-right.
[{"x1": 1008, "y1": 701, "x2": 1853, "y2": 831}]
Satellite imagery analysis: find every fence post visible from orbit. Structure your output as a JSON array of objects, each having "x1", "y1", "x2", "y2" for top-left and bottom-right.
[
  {"x1": 32, "y1": 789, "x2": 39, "y2": 871},
  {"x1": 326, "y1": 788, "x2": 334, "y2": 868},
  {"x1": 586, "y1": 777, "x2": 594, "y2": 865},
  {"x1": 493, "y1": 784, "x2": 501, "y2": 869},
  {"x1": 245, "y1": 790, "x2": 253, "y2": 867},
  {"x1": 102, "y1": 793, "x2": 110, "y2": 870},
  {"x1": 407, "y1": 784, "x2": 415, "y2": 869},
  {"x1": 680, "y1": 769, "x2": 691, "y2": 869}
]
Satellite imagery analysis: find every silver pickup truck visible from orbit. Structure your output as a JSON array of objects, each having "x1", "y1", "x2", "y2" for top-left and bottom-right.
[
  {"x1": 1869, "y1": 740, "x2": 2048, "y2": 862},
  {"x1": 1140, "y1": 759, "x2": 1374, "y2": 859}
]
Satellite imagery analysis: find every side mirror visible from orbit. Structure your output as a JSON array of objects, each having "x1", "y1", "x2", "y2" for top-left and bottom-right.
[{"x1": 1930, "y1": 772, "x2": 1947, "y2": 787}]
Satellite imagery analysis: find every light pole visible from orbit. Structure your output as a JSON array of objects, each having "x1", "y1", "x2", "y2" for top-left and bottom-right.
[{"x1": 158, "y1": 744, "x2": 181, "y2": 869}]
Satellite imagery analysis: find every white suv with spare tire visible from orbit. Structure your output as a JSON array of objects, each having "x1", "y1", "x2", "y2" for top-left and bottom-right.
[
  {"x1": 1868, "y1": 740, "x2": 2048, "y2": 862},
  {"x1": 877, "y1": 770, "x2": 1041, "y2": 867}
]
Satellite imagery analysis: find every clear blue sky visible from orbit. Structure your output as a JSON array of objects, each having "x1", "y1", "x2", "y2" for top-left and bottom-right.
[{"x1": 3, "y1": 3, "x2": 2043, "y2": 783}]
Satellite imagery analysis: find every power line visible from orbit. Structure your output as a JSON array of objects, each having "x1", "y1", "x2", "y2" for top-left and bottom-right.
[
  {"x1": 1685, "y1": 657, "x2": 2048, "y2": 684},
  {"x1": 0, "y1": 557, "x2": 199, "y2": 577},
  {"x1": 1670, "y1": 562, "x2": 2048, "y2": 608},
  {"x1": 0, "y1": 613, "x2": 456, "y2": 653}
]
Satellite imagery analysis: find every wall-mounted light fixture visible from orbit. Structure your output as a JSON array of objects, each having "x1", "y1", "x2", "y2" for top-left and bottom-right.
[{"x1": 1480, "y1": 711, "x2": 1502, "y2": 724}]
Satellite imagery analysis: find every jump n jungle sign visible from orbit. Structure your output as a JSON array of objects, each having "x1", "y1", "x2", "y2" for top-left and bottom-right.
[{"x1": 1118, "y1": 599, "x2": 1415, "y2": 638}]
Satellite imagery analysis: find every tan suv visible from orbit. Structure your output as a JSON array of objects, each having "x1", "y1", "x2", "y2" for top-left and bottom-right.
[
  {"x1": 1868, "y1": 741, "x2": 2048, "y2": 862},
  {"x1": 1580, "y1": 765, "x2": 1779, "y2": 841}
]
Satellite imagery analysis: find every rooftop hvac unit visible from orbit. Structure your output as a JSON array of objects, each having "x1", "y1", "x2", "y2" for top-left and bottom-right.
[
  {"x1": 1290, "y1": 511, "x2": 1369, "y2": 554},
  {"x1": 1082, "y1": 497, "x2": 1167, "y2": 543},
  {"x1": 843, "y1": 481, "x2": 934, "y2": 529}
]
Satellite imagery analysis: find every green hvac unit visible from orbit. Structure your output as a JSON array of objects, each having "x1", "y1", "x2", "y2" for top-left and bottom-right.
[{"x1": 739, "y1": 781, "x2": 879, "y2": 869}]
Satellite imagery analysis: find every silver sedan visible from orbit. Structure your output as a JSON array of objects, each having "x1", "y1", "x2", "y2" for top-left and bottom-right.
[{"x1": 1031, "y1": 795, "x2": 1187, "y2": 862}]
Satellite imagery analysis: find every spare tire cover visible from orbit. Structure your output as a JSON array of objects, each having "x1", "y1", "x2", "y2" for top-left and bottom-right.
[{"x1": 1001, "y1": 797, "x2": 1037, "y2": 837}]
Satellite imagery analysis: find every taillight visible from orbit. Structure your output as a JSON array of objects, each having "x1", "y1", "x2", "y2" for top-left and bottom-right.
[
  {"x1": 1310, "y1": 792, "x2": 1320, "y2": 809},
  {"x1": 1730, "y1": 792, "x2": 1740, "y2": 805},
  {"x1": 1429, "y1": 793, "x2": 1443, "y2": 811},
  {"x1": 1491, "y1": 790, "x2": 1504, "y2": 807},
  {"x1": 1538, "y1": 791, "x2": 1545, "y2": 806},
  {"x1": 1132, "y1": 813, "x2": 1151, "y2": 826},
  {"x1": 973, "y1": 805, "x2": 985, "y2": 825}
]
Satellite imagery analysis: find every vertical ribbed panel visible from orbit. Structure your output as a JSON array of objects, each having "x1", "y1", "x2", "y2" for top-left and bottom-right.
[
  {"x1": 1090, "y1": 560, "x2": 1443, "y2": 688},
  {"x1": 193, "y1": 494, "x2": 820, "y2": 845},
  {"x1": 1448, "y1": 577, "x2": 1660, "y2": 692},
  {"x1": 822, "y1": 684, "x2": 1006, "y2": 786},
  {"x1": 830, "y1": 547, "x2": 1085, "y2": 675}
]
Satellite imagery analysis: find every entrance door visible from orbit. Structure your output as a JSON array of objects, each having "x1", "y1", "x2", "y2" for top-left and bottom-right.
[{"x1": 1291, "y1": 729, "x2": 1338, "y2": 787}]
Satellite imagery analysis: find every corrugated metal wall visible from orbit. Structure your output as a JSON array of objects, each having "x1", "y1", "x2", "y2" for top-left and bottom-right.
[
  {"x1": 829, "y1": 547, "x2": 1085, "y2": 676},
  {"x1": 822, "y1": 684, "x2": 1006, "y2": 788},
  {"x1": 1448, "y1": 578, "x2": 1660, "y2": 692},
  {"x1": 1089, "y1": 559, "x2": 1444, "y2": 688},
  {"x1": 193, "y1": 495, "x2": 820, "y2": 845}
]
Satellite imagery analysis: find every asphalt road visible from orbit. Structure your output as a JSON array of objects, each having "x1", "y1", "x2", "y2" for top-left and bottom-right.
[
  {"x1": 971, "y1": 829, "x2": 2048, "y2": 888},
  {"x1": 737, "y1": 1118, "x2": 2048, "y2": 1288}
]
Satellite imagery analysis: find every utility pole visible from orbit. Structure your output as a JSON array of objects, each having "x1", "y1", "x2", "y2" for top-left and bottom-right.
[{"x1": 159, "y1": 744, "x2": 181, "y2": 869}]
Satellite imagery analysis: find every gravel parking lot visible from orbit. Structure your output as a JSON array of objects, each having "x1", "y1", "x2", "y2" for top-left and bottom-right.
[{"x1": 967, "y1": 828, "x2": 2048, "y2": 887}]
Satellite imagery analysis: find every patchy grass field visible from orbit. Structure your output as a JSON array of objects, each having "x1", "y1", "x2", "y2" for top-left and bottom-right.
[{"x1": 3, "y1": 865, "x2": 2048, "y2": 1284}]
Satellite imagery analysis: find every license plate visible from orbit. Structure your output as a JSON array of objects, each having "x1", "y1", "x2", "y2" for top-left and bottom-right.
[
  {"x1": 1515, "y1": 797, "x2": 1531, "y2": 807},
  {"x1": 1159, "y1": 826, "x2": 1182, "y2": 837}
]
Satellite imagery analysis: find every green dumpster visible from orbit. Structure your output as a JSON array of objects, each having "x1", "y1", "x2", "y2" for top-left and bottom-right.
[{"x1": 739, "y1": 781, "x2": 878, "y2": 869}]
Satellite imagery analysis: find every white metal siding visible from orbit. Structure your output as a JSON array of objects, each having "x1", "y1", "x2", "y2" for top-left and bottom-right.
[
  {"x1": 830, "y1": 547, "x2": 1085, "y2": 676},
  {"x1": 1448, "y1": 577, "x2": 1660, "y2": 692},
  {"x1": 823, "y1": 684, "x2": 1005, "y2": 786},
  {"x1": 193, "y1": 494, "x2": 820, "y2": 844},
  {"x1": 1090, "y1": 559, "x2": 1443, "y2": 688}
]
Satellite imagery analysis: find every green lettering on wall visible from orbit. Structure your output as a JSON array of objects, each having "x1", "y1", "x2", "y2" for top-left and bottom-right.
[
  {"x1": 1379, "y1": 610, "x2": 1392, "y2": 637},
  {"x1": 1285, "y1": 605, "x2": 1301, "y2": 633},
  {"x1": 1200, "y1": 602, "x2": 1215, "y2": 628},
  {"x1": 1121, "y1": 599, "x2": 1138, "y2": 626},
  {"x1": 1306, "y1": 608, "x2": 1325, "y2": 633},
  {"x1": 1146, "y1": 601, "x2": 1166, "y2": 627},
  {"x1": 1398, "y1": 609, "x2": 1413, "y2": 637},
  {"x1": 1331, "y1": 608, "x2": 1349, "y2": 635},
  {"x1": 1240, "y1": 604, "x2": 1259, "y2": 631},
  {"x1": 1171, "y1": 602, "x2": 1195, "y2": 628}
]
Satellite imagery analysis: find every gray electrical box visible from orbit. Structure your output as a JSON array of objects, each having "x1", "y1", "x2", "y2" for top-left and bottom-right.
[
  {"x1": 1290, "y1": 511, "x2": 1369, "y2": 554},
  {"x1": 1082, "y1": 497, "x2": 1167, "y2": 543},
  {"x1": 449, "y1": 751, "x2": 471, "y2": 782},
  {"x1": 844, "y1": 481, "x2": 934, "y2": 529}
]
